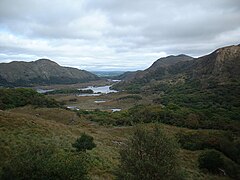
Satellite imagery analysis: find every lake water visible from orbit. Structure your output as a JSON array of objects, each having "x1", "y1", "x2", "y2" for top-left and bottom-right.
[
  {"x1": 111, "y1": 108, "x2": 121, "y2": 112},
  {"x1": 80, "y1": 85, "x2": 118, "y2": 94},
  {"x1": 78, "y1": 94, "x2": 101, "y2": 97},
  {"x1": 67, "y1": 106, "x2": 79, "y2": 110},
  {"x1": 111, "y1": 80, "x2": 121, "y2": 82},
  {"x1": 94, "y1": 100, "x2": 106, "y2": 103},
  {"x1": 36, "y1": 89, "x2": 54, "y2": 93}
]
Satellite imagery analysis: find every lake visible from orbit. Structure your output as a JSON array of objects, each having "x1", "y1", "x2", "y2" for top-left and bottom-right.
[
  {"x1": 36, "y1": 89, "x2": 54, "y2": 93},
  {"x1": 94, "y1": 100, "x2": 106, "y2": 103},
  {"x1": 80, "y1": 85, "x2": 118, "y2": 94},
  {"x1": 78, "y1": 94, "x2": 101, "y2": 97},
  {"x1": 111, "y1": 108, "x2": 121, "y2": 112}
]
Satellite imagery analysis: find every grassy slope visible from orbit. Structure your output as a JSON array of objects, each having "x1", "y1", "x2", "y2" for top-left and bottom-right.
[{"x1": 0, "y1": 106, "x2": 232, "y2": 179}]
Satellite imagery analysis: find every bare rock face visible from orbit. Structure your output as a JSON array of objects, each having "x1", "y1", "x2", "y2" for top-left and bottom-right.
[{"x1": 0, "y1": 59, "x2": 99, "y2": 86}]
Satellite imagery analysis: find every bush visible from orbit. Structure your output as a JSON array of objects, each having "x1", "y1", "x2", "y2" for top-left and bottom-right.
[
  {"x1": 45, "y1": 89, "x2": 93, "y2": 95},
  {"x1": 222, "y1": 157, "x2": 240, "y2": 179},
  {"x1": 198, "y1": 150, "x2": 224, "y2": 173},
  {"x1": 117, "y1": 95, "x2": 142, "y2": 101},
  {"x1": 116, "y1": 126, "x2": 182, "y2": 180},
  {"x1": 72, "y1": 133, "x2": 96, "y2": 152},
  {"x1": 0, "y1": 88, "x2": 61, "y2": 110},
  {"x1": 177, "y1": 131, "x2": 240, "y2": 164},
  {"x1": 1, "y1": 145, "x2": 89, "y2": 180}
]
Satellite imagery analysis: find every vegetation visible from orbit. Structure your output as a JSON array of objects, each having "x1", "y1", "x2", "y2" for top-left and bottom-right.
[
  {"x1": 198, "y1": 150, "x2": 224, "y2": 174},
  {"x1": 114, "y1": 75, "x2": 240, "y2": 132},
  {"x1": 0, "y1": 88, "x2": 61, "y2": 110},
  {"x1": 1, "y1": 145, "x2": 89, "y2": 180},
  {"x1": 156, "y1": 82, "x2": 240, "y2": 123},
  {"x1": 1, "y1": 45, "x2": 239, "y2": 179},
  {"x1": 117, "y1": 94, "x2": 142, "y2": 101},
  {"x1": 76, "y1": 104, "x2": 240, "y2": 132},
  {"x1": 45, "y1": 88, "x2": 94, "y2": 95},
  {"x1": 114, "y1": 81, "x2": 240, "y2": 132},
  {"x1": 0, "y1": 109, "x2": 109, "y2": 179},
  {"x1": 177, "y1": 130, "x2": 240, "y2": 179},
  {"x1": 72, "y1": 133, "x2": 96, "y2": 152},
  {"x1": 1, "y1": 105, "x2": 238, "y2": 179},
  {"x1": 116, "y1": 126, "x2": 182, "y2": 180},
  {"x1": 177, "y1": 130, "x2": 240, "y2": 164}
]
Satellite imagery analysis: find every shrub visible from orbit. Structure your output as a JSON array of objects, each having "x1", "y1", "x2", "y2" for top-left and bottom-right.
[
  {"x1": 198, "y1": 150, "x2": 224, "y2": 173},
  {"x1": 1, "y1": 145, "x2": 89, "y2": 180},
  {"x1": 0, "y1": 88, "x2": 60, "y2": 110},
  {"x1": 222, "y1": 157, "x2": 240, "y2": 179},
  {"x1": 177, "y1": 131, "x2": 239, "y2": 164},
  {"x1": 116, "y1": 126, "x2": 182, "y2": 180},
  {"x1": 72, "y1": 133, "x2": 96, "y2": 152},
  {"x1": 118, "y1": 95, "x2": 142, "y2": 101}
]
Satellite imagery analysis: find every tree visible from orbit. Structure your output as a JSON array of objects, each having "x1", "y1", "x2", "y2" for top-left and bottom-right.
[
  {"x1": 72, "y1": 133, "x2": 96, "y2": 152},
  {"x1": 198, "y1": 150, "x2": 224, "y2": 173},
  {"x1": 116, "y1": 126, "x2": 182, "y2": 180}
]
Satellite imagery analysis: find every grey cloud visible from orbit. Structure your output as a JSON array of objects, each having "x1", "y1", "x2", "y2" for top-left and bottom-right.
[{"x1": 0, "y1": 0, "x2": 239, "y2": 70}]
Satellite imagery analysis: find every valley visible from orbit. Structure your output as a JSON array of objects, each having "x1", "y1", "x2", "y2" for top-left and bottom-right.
[
  {"x1": 46, "y1": 82, "x2": 151, "y2": 112},
  {"x1": 0, "y1": 45, "x2": 240, "y2": 179}
]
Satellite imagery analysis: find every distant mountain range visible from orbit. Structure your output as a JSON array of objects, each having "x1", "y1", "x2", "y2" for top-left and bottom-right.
[
  {"x1": 0, "y1": 59, "x2": 99, "y2": 87},
  {"x1": 91, "y1": 71, "x2": 126, "y2": 77},
  {"x1": 1, "y1": 45, "x2": 239, "y2": 88},
  {"x1": 115, "y1": 45, "x2": 240, "y2": 91}
]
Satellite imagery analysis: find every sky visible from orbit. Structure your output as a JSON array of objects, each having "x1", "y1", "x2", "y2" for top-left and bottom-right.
[{"x1": 0, "y1": 0, "x2": 239, "y2": 71}]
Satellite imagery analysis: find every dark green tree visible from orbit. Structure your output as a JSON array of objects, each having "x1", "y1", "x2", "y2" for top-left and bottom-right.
[
  {"x1": 198, "y1": 150, "x2": 224, "y2": 173},
  {"x1": 72, "y1": 133, "x2": 96, "y2": 152},
  {"x1": 116, "y1": 126, "x2": 182, "y2": 180}
]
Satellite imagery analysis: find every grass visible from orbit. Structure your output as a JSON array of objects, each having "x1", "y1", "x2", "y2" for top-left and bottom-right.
[
  {"x1": 0, "y1": 106, "x2": 234, "y2": 179},
  {"x1": 50, "y1": 91, "x2": 154, "y2": 112},
  {"x1": 9, "y1": 106, "x2": 82, "y2": 125},
  {"x1": 0, "y1": 107, "x2": 130, "y2": 179}
]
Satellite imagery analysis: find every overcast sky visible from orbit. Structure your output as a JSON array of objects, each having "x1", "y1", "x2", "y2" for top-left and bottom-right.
[{"x1": 0, "y1": 0, "x2": 239, "y2": 71}]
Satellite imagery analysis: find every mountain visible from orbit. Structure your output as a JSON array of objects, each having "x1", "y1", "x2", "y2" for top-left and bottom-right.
[
  {"x1": 114, "y1": 45, "x2": 240, "y2": 91},
  {"x1": 116, "y1": 70, "x2": 142, "y2": 80},
  {"x1": 185, "y1": 45, "x2": 240, "y2": 84},
  {"x1": 112, "y1": 45, "x2": 240, "y2": 132},
  {"x1": 91, "y1": 71, "x2": 126, "y2": 77},
  {"x1": 116, "y1": 54, "x2": 193, "y2": 81},
  {"x1": 147, "y1": 54, "x2": 193, "y2": 70},
  {"x1": 0, "y1": 59, "x2": 99, "y2": 86}
]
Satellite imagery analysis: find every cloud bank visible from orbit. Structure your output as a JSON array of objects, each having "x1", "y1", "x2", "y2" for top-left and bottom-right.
[{"x1": 0, "y1": 0, "x2": 239, "y2": 70}]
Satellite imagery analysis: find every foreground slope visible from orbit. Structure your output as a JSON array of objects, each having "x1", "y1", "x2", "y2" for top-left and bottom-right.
[
  {"x1": 1, "y1": 107, "x2": 238, "y2": 179},
  {"x1": 0, "y1": 59, "x2": 99, "y2": 86}
]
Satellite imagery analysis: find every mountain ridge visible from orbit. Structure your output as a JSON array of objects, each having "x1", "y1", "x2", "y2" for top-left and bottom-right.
[
  {"x1": 114, "y1": 44, "x2": 240, "y2": 91},
  {"x1": 117, "y1": 54, "x2": 193, "y2": 81}
]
